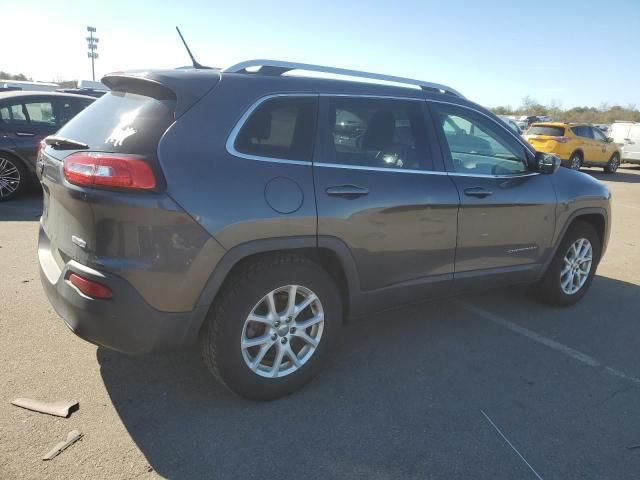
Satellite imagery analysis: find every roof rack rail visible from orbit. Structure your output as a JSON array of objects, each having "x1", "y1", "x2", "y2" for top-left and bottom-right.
[{"x1": 223, "y1": 59, "x2": 464, "y2": 98}]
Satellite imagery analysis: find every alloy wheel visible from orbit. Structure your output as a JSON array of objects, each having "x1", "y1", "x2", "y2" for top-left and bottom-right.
[
  {"x1": 241, "y1": 285, "x2": 324, "y2": 378},
  {"x1": 570, "y1": 155, "x2": 581, "y2": 170},
  {"x1": 560, "y1": 238, "x2": 593, "y2": 295},
  {"x1": 0, "y1": 157, "x2": 21, "y2": 199}
]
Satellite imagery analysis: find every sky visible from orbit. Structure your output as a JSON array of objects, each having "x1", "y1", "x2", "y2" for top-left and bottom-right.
[{"x1": 4, "y1": 0, "x2": 640, "y2": 109}]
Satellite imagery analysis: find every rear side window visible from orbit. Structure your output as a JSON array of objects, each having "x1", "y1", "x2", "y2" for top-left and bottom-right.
[
  {"x1": 55, "y1": 91, "x2": 176, "y2": 155},
  {"x1": 0, "y1": 103, "x2": 29, "y2": 125},
  {"x1": 528, "y1": 126, "x2": 565, "y2": 136},
  {"x1": 326, "y1": 97, "x2": 430, "y2": 170},
  {"x1": 234, "y1": 96, "x2": 318, "y2": 161}
]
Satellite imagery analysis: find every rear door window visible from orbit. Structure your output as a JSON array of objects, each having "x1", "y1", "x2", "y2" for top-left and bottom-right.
[
  {"x1": 572, "y1": 126, "x2": 593, "y2": 139},
  {"x1": 325, "y1": 97, "x2": 431, "y2": 170},
  {"x1": 234, "y1": 96, "x2": 318, "y2": 161},
  {"x1": 55, "y1": 91, "x2": 176, "y2": 155},
  {"x1": 24, "y1": 101, "x2": 56, "y2": 126}
]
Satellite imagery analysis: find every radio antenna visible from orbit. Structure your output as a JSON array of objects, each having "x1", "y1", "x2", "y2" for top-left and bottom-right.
[{"x1": 175, "y1": 26, "x2": 210, "y2": 69}]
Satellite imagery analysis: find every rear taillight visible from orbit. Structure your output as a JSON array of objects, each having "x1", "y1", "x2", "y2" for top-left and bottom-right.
[
  {"x1": 37, "y1": 140, "x2": 46, "y2": 158},
  {"x1": 63, "y1": 152, "x2": 156, "y2": 190},
  {"x1": 553, "y1": 136, "x2": 571, "y2": 143},
  {"x1": 68, "y1": 273, "x2": 113, "y2": 299}
]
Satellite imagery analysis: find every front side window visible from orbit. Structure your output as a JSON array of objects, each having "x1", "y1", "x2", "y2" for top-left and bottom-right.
[
  {"x1": 327, "y1": 97, "x2": 430, "y2": 170},
  {"x1": 434, "y1": 104, "x2": 529, "y2": 175},
  {"x1": 591, "y1": 127, "x2": 607, "y2": 142},
  {"x1": 234, "y1": 96, "x2": 318, "y2": 161}
]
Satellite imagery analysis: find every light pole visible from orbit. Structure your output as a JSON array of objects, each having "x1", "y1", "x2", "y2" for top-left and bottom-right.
[{"x1": 86, "y1": 26, "x2": 99, "y2": 81}]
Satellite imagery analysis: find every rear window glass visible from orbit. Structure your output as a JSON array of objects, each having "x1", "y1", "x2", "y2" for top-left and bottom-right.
[
  {"x1": 55, "y1": 91, "x2": 176, "y2": 155},
  {"x1": 527, "y1": 126, "x2": 565, "y2": 136},
  {"x1": 234, "y1": 96, "x2": 318, "y2": 161}
]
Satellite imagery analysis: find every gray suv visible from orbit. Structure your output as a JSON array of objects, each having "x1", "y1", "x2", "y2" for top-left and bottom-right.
[{"x1": 37, "y1": 60, "x2": 611, "y2": 400}]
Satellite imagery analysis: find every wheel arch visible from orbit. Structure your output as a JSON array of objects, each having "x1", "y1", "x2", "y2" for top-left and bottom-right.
[
  {"x1": 542, "y1": 207, "x2": 609, "y2": 277},
  {"x1": 0, "y1": 149, "x2": 34, "y2": 174},
  {"x1": 570, "y1": 149, "x2": 584, "y2": 160},
  {"x1": 187, "y1": 236, "x2": 364, "y2": 344}
]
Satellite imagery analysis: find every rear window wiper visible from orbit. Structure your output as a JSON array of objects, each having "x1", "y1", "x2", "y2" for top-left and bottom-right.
[{"x1": 44, "y1": 136, "x2": 89, "y2": 150}]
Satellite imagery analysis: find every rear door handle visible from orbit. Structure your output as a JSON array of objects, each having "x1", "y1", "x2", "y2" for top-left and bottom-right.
[
  {"x1": 464, "y1": 187, "x2": 493, "y2": 198},
  {"x1": 16, "y1": 132, "x2": 36, "y2": 137},
  {"x1": 325, "y1": 185, "x2": 369, "y2": 198}
]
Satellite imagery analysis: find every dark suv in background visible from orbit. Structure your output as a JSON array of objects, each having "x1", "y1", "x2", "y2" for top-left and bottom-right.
[
  {"x1": 0, "y1": 91, "x2": 94, "y2": 200},
  {"x1": 37, "y1": 61, "x2": 610, "y2": 400}
]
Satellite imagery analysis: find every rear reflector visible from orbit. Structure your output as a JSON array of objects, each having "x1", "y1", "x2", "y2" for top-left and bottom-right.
[
  {"x1": 68, "y1": 273, "x2": 113, "y2": 299},
  {"x1": 553, "y1": 136, "x2": 571, "y2": 143},
  {"x1": 63, "y1": 152, "x2": 156, "y2": 190}
]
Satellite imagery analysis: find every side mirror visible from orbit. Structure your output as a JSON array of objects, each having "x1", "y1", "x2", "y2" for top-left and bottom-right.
[
  {"x1": 607, "y1": 137, "x2": 614, "y2": 143},
  {"x1": 536, "y1": 152, "x2": 561, "y2": 174}
]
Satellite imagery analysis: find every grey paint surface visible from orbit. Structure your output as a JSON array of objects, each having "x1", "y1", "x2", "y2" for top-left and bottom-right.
[{"x1": 36, "y1": 68, "x2": 611, "y2": 353}]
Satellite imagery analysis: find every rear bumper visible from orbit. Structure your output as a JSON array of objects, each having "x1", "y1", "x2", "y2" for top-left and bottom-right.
[{"x1": 38, "y1": 225, "x2": 205, "y2": 354}]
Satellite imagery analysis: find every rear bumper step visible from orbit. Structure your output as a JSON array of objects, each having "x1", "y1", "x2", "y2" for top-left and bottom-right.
[{"x1": 38, "y1": 225, "x2": 204, "y2": 354}]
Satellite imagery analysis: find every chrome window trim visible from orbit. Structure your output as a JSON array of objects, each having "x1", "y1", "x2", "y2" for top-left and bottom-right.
[
  {"x1": 225, "y1": 93, "x2": 319, "y2": 165},
  {"x1": 226, "y1": 93, "x2": 541, "y2": 179},
  {"x1": 313, "y1": 162, "x2": 448, "y2": 175},
  {"x1": 314, "y1": 161, "x2": 539, "y2": 178}
]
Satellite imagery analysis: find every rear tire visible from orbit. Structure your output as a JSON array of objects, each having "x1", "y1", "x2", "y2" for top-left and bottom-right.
[
  {"x1": 200, "y1": 254, "x2": 341, "y2": 400},
  {"x1": 534, "y1": 221, "x2": 600, "y2": 307},
  {"x1": 0, "y1": 154, "x2": 27, "y2": 201},
  {"x1": 604, "y1": 153, "x2": 620, "y2": 174},
  {"x1": 568, "y1": 151, "x2": 583, "y2": 171}
]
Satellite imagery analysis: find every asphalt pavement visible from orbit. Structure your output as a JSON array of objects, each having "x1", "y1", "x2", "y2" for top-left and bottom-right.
[{"x1": 1, "y1": 167, "x2": 639, "y2": 479}]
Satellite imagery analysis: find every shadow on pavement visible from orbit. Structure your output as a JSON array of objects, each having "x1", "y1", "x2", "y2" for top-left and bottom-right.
[
  {"x1": 98, "y1": 276, "x2": 640, "y2": 479},
  {"x1": 585, "y1": 167, "x2": 640, "y2": 184},
  {"x1": 0, "y1": 190, "x2": 43, "y2": 221}
]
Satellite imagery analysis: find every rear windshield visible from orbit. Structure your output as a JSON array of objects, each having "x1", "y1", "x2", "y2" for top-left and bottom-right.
[
  {"x1": 527, "y1": 126, "x2": 565, "y2": 136},
  {"x1": 55, "y1": 91, "x2": 176, "y2": 155}
]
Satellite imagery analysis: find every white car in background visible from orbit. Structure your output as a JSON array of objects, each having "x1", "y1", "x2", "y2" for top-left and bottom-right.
[{"x1": 610, "y1": 121, "x2": 640, "y2": 164}]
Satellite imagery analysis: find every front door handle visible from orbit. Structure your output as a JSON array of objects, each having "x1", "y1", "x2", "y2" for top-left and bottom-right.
[
  {"x1": 464, "y1": 186, "x2": 493, "y2": 198},
  {"x1": 16, "y1": 132, "x2": 36, "y2": 137},
  {"x1": 325, "y1": 185, "x2": 369, "y2": 198}
]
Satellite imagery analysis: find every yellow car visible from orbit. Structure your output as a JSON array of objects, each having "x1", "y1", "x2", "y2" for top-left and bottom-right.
[{"x1": 524, "y1": 122, "x2": 622, "y2": 173}]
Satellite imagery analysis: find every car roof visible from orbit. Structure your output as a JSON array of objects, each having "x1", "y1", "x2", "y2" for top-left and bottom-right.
[
  {"x1": 103, "y1": 67, "x2": 477, "y2": 110},
  {"x1": 530, "y1": 122, "x2": 588, "y2": 127},
  {"x1": 0, "y1": 90, "x2": 95, "y2": 101}
]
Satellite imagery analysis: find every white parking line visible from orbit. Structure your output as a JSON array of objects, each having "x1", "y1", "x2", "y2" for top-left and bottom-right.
[
  {"x1": 481, "y1": 409, "x2": 544, "y2": 480},
  {"x1": 454, "y1": 299, "x2": 640, "y2": 387}
]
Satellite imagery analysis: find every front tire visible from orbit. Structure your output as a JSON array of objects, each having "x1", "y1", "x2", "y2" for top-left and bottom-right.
[
  {"x1": 534, "y1": 221, "x2": 600, "y2": 307},
  {"x1": 604, "y1": 153, "x2": 620, "y2": 174},
  {"x1": 568, "y1": 151, "x2": 583, "y2": 171},
  {"x1": 200, "y1": 254, "x2": 341, "y2": 400},
  {"x1": 0, "y1": 154, "x2": 27, "y2": 201}
]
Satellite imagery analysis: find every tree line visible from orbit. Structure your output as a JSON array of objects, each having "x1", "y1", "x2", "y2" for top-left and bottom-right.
[
  {"x1": 0, "y1": 71, "x2": 32, "y2": 81},
  {"x1": 491, "y1": 96, "x2": 640, "y2": 124}
]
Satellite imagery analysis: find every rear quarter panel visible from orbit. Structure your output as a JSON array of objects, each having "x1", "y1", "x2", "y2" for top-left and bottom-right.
[{"x1": 158, "y1": 77, "x2": 318, "y2": 250}]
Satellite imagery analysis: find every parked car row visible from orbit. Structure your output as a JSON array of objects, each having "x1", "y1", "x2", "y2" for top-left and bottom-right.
[{"x1": 0, "y1": 91, "x2": 94, "y2": 200}]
